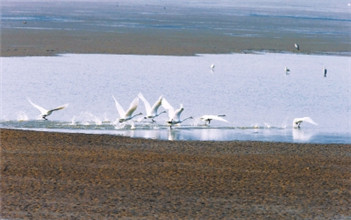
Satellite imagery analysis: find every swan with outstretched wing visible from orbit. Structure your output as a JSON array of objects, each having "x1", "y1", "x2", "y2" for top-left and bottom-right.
[
  {"x1": 162, "y1": 98, "x2": 192, "y2": 127},
  {"x1": 200, "y1": 114, "x2": 228, "y2": 125},
  {"x1": 138, "y1": 92, "x2": 166, "y2": 122},
  {"x1": 293, "y1": 117, "x2": 317, "y2": 129},
  {"x1": 113, "y1": 95, "x2": 142, "y2": 123},
  {"x1": 27, "y1": 98, "x2": 68, "y2": 120}
]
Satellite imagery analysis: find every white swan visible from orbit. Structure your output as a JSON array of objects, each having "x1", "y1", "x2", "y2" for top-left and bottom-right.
[
  {"x1": 200, "y1": 114, "x2": 228, "y2": 125},
  {"x1": 162, "y1": 98, "x2": 192, "y2": 127},
  {"x1": 27, "y1": 98, "x2": 68, "y2": 120},
  {"x1": 138, "y1": 93, "x2": 166, "y2": 122},
  {"x1": 293, "y1": 117, "x2": 318, "y2": 129},
  {"x1": 112, "y1": 95, "x2": 142, "y2": 123},
  {"x1": 210, "y1": 64, "x2": 215, "y2": 72},
  {"x1": 294, "y1": 43, "x2": 300, "y2": 51}
]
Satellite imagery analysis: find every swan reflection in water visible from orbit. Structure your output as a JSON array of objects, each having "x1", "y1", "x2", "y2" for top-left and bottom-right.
[
  {"x1": 292, "y1": 129, "x2": 315, "y2": 142},
  {"x1": 168, "y1": 128, "x2": 181, "y2": 141}
]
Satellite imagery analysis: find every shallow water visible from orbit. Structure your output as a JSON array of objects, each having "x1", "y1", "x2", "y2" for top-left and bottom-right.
[
  {"x1": 1, "y1": 53, "x2": 350, "y2": 143},
  {"x1": 2, "y1": 0, "x2": 351, "y2": 54}
]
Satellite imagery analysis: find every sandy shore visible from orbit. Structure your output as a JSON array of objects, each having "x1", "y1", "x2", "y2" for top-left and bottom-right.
[
  {"x1": 2, "y1": 28, "x2": 350, "y2": 57},
  {"x1": 1, "y1": 128, "x2": 350, "y2": 219}
]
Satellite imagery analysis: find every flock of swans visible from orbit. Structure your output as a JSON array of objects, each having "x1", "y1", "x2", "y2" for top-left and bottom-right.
[
  {"x1": 27, "y1": 92, "x2": 317, "y2": 130},
  {"x1": 28, "y1": 94, "x2": 228, "y2": 128},
  {"x1": 26, "y1": 43, "x2": 325, "y2": 130}
]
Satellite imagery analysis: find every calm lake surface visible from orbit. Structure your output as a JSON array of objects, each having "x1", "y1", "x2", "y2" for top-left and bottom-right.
[{"x1": 2, "y1": 53, "x2": 350, "y2": 143}]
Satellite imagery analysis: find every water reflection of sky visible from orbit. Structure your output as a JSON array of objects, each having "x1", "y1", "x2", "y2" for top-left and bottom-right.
[{"x1": 2, "y1": 53, "x2": 350, "y2": 144}]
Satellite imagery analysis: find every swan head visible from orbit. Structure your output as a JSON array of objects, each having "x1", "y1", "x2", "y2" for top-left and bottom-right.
[{"x1": 183, "y1": 116, "x2": 193, "y2": 122}]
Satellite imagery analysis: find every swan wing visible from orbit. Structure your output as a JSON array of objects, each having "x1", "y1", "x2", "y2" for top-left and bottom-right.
[
  {"x1": 303, "y1": 117, "x2": 318, "y2": 125},
  {"x1": 125, "y1": 97, "x2": 139, "y2": 117},
  {"x1": 161, "y1": 98, "x2": 174, "y2": 120},
  {"x1": 150, "y1": 96, "x2": 163, "y2": 115},
  {"x1": 112, "y1": 95, "x2": 126, "y2": 117},
  {"x1": 293, "y1": 117, "x2": 317, "y2": 127},
  {"x1": 138, "y1": 92, "x2": 151, "y2": 114},
  {"x1": 27, "y1": 98, "x2": 48, "y2": 115},
  {"x1": 173, "y1": 104, "x2": 184, "y2": 122},
  {"x1": 201, "y1": 115, "x2": 228, "y2": 123},
  {"x1": 47, "y1": 104, "x2": 68, "y2": 115}
]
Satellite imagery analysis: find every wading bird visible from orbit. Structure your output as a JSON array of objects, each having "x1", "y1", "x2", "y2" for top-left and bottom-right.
[
  {"x1": 294, "y1": 43, "x2": 300, "y2": 51},
  {"x1": 323, "y1": 67, "x2": 327, "y2": 77},
  {"x1": 113, "y1": 95, "x2": 142, "y2": 123},
  {"x1": 210, "y1": 64, "x2": 215, "y2": 71},
  {"x1": 285, "y1": 66, "x2": 290, "y2": 75},
  {"x1": 27, "y1": 98, "x2": 68, "y2": 120}
]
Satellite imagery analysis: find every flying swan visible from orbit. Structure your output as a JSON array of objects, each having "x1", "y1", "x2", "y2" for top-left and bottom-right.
[
  {"x1": 200, "y1": 114, "x2": 228, "y2": 125},
  {"x1": 293, "y1": 117, "x2": 317, "y2": 129},
  {"x1": 162, "y1": 98, "x2": 192, "y2": 127},
  {"x1": 27, "y1": 98, "x2": 68, "y2": 120},
  {"x1": 138, "y1": 92, "x2": 166, "y2": 122},
  {"x1": 113, "y1": 95, "x2": 142, "y2": 123}
]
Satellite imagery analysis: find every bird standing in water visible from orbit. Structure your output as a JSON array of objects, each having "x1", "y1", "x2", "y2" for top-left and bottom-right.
[{"x1": 294, "y1": 43, "x2": 300, "y2": 51}]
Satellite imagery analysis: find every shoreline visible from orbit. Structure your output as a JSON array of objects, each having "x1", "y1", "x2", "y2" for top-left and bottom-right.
[
  {"x1": 3, "y1": 126, "x2": 351, "y2": 145},
  {"x1": 1, "y1": 128, "x2": 350, "y2": 219},
  {"x1": 3, "y1": 50, "x2": 351, "y2": 58}
]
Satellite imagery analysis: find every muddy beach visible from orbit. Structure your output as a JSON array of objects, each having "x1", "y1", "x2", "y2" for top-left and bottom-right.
[{"x1": 1, "y1": 129, "x2": 350, "y2": 219}]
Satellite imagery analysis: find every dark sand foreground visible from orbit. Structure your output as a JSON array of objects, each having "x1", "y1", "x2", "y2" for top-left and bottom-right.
[{"x1": 1, "y1": 129, "x2": 350, "y2": 219}]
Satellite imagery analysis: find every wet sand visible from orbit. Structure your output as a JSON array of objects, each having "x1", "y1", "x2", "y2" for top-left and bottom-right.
[
  {"x1": 1, "y1": 128, "x2": 350, "y2": 219},
  {"x1": 2, "y1": 28, "x2": 349, "y2": 57},
  {"x1": 2, "y1": 1, "x2": 351, "y2": 57}
]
